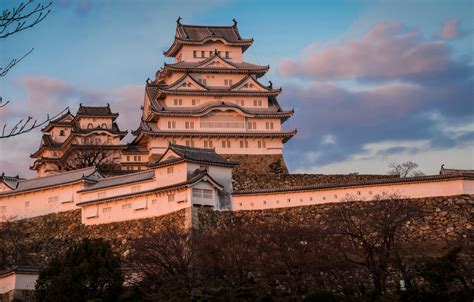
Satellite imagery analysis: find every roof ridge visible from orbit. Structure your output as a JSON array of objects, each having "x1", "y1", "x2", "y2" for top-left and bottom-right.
[{"x1": 18, "y1": 166, "x2": 97, "y2": 183}]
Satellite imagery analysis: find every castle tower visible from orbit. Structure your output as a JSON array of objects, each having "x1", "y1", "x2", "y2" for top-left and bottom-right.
[
  {"x1": 131, "y1": 19, "x2": 296, "y2": 170},
  {"x1": 31, "y1": 104, "x2": 128, "y2": 176}
]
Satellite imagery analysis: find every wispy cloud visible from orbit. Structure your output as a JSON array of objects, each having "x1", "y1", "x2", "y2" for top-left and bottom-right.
[
  {"x1": 280, "y1": 22, "x2": 471, "y2": 84},
  {"x1": 437, "y1": 19, "x2": 463, "y2": 39}
]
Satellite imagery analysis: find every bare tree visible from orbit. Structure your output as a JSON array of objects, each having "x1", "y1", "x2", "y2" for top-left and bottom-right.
[
  {"x1": 127, "y1": 225, "x2": 196, "y2": 300},
  {"x1": 388, "y1": 161, "x2": 424, "y2": 178},
  {"x1": 63, "y1": 141, "x2": 120, "y2": 172},
  {"x1": 328, "y1": 192, "x2": 423, "y2": 297},
  {"x1": 1, "y1": 1, "x2": 69, "y2": 139}
]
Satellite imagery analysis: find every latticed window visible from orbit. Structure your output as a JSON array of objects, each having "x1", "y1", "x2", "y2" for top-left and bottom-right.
[
  {"x1": 168, "y1": 194, "x2": 175, "y2": 202},
  {"x1": 201, "y1": 112, "x2": 244, "y2": 129},
  {"x1": 192, "y1": 188, "x2": 213, "y2": 199}
]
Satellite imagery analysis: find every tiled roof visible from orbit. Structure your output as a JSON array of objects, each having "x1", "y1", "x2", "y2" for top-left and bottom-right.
[
  {"x1": 0, "y1": 174, "x2": 22, "y2": 190},
  {"x1": 123, "y1": 144, "x2": 148, "y2": 153},
  {"x1": 164, "y1": 20, "x2": 253, "y2": 57},
  {"x1": 163, "y1": 61, "x2": 268, "y2": 73},
  {"x1": 79, "y1": 169, "x2": 155, "y2": 192},
  {"x1": 0, "y1": 167, "x2": 100, "y2": 196},
  {"x1": 0, "y1": 266, "x2": 39, "y2": 277},
  {"x1": 149, "y1": 144, "x2": 238, "y2": 168},
  {"x1": 170, "y1": 144, "x2": 237, "y2": 166},
  {"x1": 148, "y1": 101, "x2": 293, "y2": 121},
  {"x1": 76, "y1": 104, "x2": 119, "y2": 118},
  {"x1": 440, "y1": 166, "x2": 474, "y2": 175},
  {"x1": 136, "y1": 124, "x2": 297, "y2": 143},
  {"x1": 233, "y1": 173, "x2": 474, "y2": 195}
]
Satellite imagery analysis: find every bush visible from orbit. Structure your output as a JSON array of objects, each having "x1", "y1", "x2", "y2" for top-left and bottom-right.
[{"x1": 35, "y1": 238, "x2": 123, "y2": 302}]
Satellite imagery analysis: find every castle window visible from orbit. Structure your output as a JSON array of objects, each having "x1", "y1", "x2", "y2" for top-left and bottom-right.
[
  {"x1": 192, "y1": 99, "x2": 200, "y2": 106},
  {"x1": 185, "y1": 121, "x2": 194, "y2": 129},
  {"x1": 247, "y1": 122, "x2": 256, "y2": 130},
  {"x1": 167, "y1": 121, "x2": 176, "y2": 129},
  {"x1": 131, "y1": 185, "x2": 141, "y2": 193},
  {"x1": 173, "y1": 99, "x2": 183, "y2": 106},
  {"x1": 193, "y1": 51, "x2": 197, "y2": 58},
  {"x1": 101, "y1": 123, "x2": 107, "y2": 129},
  {"x1": 168, "y1": 194, "x2": 175, "y2": 202},
  {"x1": 192, "y1": 188, "x2": 213, "y2": 199},
  {"x1": 102, "y1": 207, "x2": 112, "y2": 216},
  {"x1": 224, "y1": 79, "x2": 233, "y2": 86},
  {"x1": 126, "y1": 156, "x2": 130, "y2": 161},
  {"x1": 185, "y1": 140, "x2": 194, "y2": 147},
  {"x1": 236, "y1": 99, "x2": 244, "y2": 106},
  {"x1": 203, "y1": 140, "x2": 213, "y2": 148},
  {"x1": 87, "y1": 123, "x2": 93, "y2": 129},
  {"x1": 239, "y1": 140, "x2": 248, "y2": 148},
  {"x1": 209, "y1": 51, "x2": 213, "y2": 57},
  {"x1": 59, "y1": 130, "x2": 65, "y2": 136},
  {"x1": 121, "y1": 203, "x2": 132, "y2": 210},
  {"x1": 253, "y1": 100, "x2": 262, "y2": 107},
  {"x1": 167, "y1": 167, "x2": 174, "y2": 174},
  {"x1": 221, "y1": 140, "x2": 231, "y2": 148},
  {"x1": 201, "y1": 50, "x2": 205, "y2": 57},
  {"x1": 266, "y1": 122, "x2": 274, "y2": 130},
  {"x1": 134, "y1": 155, "x2": 141, "y2": 161},
  {"x1": 257, "y1": 140, "x2": 266, "y2": 148},
  {"x1": 225, "y1": 51, "x2": 230, "y2": 58}
]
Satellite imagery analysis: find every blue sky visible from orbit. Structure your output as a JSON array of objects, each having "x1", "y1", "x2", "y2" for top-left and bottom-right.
[{"x1": 0, "y1": 0, "x2": 473, "y2": 176}]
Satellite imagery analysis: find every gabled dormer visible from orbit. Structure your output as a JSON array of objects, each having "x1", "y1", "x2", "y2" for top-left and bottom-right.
[
  {"x1": 230, "y1": 75, "x2": 275, "y2": 92},
  {"x1": 195, "y1": 52, "x2": 238, "y2": 69},
  {"x1": 166, "y1": 74, "x2": 208, "y2": 91}
]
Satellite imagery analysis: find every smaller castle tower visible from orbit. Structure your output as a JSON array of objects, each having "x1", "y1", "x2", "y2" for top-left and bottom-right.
[{"x1": 31, "y1": 104, "x2": 128, "y2": 176}]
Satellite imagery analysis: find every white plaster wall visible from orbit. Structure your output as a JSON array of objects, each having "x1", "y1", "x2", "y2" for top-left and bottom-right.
[
  {"x1": 0, "y1": 274, "x2": 37, "y2": 294},
  {"x1": 0, "y1": 182, "x2": 83, "y2": 221},
  {"x1": 148, "y1": 137, "x2": 283, "y2": 155},
  {"x1": 81, "y1": 189, "x2": 190, "y2": 225},
  {"x1": 157, "y1": 116, "x2": 281, "y2": 132},
  {"x1": 233, "y1": 179, "x2": 470, "y2": 211},
  {"x1": 77, "y1": 117, "x2": 113, "y2": 129},
  {"x1": 162, "y1": 95, "x2": 269, "y2": 109},
  {"x1": 0, "y1": 274, "x2": 15, "y2": 294}
]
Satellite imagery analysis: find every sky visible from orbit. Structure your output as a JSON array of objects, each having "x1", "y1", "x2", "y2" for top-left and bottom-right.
[{"x1": 0, "y1": 0, "x2": 473, "y2": 177}]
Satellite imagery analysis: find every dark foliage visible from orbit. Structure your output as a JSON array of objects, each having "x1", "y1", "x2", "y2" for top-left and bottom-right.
[{"x1": 35, "y1": 238, "x2": 123, "y2": 302}]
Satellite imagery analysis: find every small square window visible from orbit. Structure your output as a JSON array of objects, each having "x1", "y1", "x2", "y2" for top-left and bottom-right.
[
  {"x1": 167, "y1": 167, "x2": 174, "y2": 174},
  {"x1": 168, "y1": 194, "x2": 175, "y2": 202}
]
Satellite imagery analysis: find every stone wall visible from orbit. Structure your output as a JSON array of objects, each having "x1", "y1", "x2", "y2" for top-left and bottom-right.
[
  {"x1": 1, "y1": 195, "x2": 472, "y2": 270},
  {"x1": 0, "y1": 208, "x2": 190, "y2": 269},
  {"x1": 195, "y1": 194, "x2": 474, "y2": 242},
  {"x1": 223, "y1": 154, "x2": 289, "y2": 176}
]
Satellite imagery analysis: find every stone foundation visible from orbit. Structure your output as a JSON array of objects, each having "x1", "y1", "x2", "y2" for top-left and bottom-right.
[{"x1": 223, "y1": 154, "x2": 289, "y2": 176}]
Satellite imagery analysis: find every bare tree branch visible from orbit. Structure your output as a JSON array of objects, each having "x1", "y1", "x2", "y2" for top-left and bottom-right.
[
  {"x1": 0, "y1": 107, "x2": 69, "y2": 139},
  {"x1": 0, "y1": 0, "x2": 52, "y2": 39}
]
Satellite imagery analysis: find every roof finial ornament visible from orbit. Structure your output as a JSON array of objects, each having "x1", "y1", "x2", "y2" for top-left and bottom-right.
[
  {"x1": 232, "y1": 18, "x2": 238, "y2": 26},
  {"x1": 107, "y1": 102, "x2": 110, "y2": 107},
  {"x1": 268, "y1": 80, "x2": 273, "y2": 89},
  {"x1": 176, "y1": 16, "x2": 182, "y2": 25},
  {"x1": 146, "y1": 77, "x2": 150, "y2": 84}
]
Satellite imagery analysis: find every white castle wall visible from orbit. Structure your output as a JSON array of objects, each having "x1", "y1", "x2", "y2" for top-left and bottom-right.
[{"x1": 232, "y1": 178, "x2": 474, "y2": 211}]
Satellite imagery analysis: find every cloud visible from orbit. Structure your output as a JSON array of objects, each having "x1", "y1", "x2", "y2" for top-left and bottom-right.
[
  {"x1": 279, "y1": 22, "x2": 471, "y2": 83},
  {"x1": 437, "y1": 19, "x2": 462, "y2": 39},
  {"x1": 295, "y1": 140, "x2": 474, "y2": 176},
  {"x1": 278, "y1": 20, "x2": 473, "y2": 174}
]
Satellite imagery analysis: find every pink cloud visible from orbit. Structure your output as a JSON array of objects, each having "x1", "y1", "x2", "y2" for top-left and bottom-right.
[
  {"x1": 279, "y1": 22, "x2": 460, "y2": 82},
  {"x1": 437, "y1": 19, "x2": 462, "y2": 39}
]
